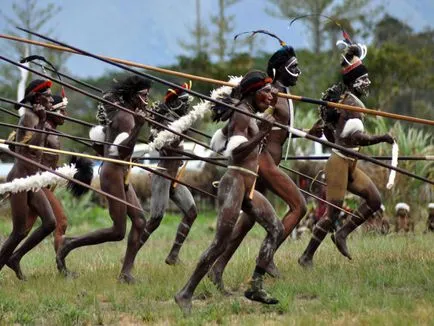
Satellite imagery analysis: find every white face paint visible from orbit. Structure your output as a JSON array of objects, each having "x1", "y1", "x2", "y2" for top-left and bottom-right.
[
  {"x1": 138, "y1": 89, "x2": 149, "y2": 107},
  {"x1": 353, "y1": 74, "x2": 371, "y2": 97},
  {"x1": 285, "y1": 57, "x2": 301, "y2": 77}
]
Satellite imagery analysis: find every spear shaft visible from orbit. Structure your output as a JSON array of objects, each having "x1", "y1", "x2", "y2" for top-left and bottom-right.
[
  {"x1": 0, "y1": 138, "x2": 166, "y2": 172},
  {"x1": 8, "y1": 31, "x2": 432, "y2": 185},
  {"x1": 0, "y1": 56, "x2": 214, "y2": 152},
  {"x1": 4, "y1": 32, "x2": 434, "y2": 126},
  {"x1": 0, "y1": 147, "x2": 144, "y2": 212}
]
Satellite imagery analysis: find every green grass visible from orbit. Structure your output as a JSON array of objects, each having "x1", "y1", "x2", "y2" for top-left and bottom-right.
[{"x1": 0, "y1": 210, "x2": 433, "y2": 325}]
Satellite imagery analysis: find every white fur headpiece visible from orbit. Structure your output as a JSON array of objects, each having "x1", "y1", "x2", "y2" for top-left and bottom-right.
[
  {"x1": 395, "y1": 203, "x2": 410, "y2": 213},
  {"x1": 0, "y1": 164, "x2": 77, "y2": 195}
]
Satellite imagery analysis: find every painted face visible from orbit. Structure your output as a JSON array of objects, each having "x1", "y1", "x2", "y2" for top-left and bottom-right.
[
  {"x1": 36, "y1": 88, "x2": 54, "y2": 110},
  {"x1": 353, "y1": 74, "x2": 371, "y2": 97},
  {"x1": 137, "y1": 88, "x2": 150, "y2": 109},
  {"x1": 279, "y1": 57, "x2": 301, "y2": 87},
  {"x1": 49, "y1": 102, "x2": 67, "y2": 126},
  {"x1": 254, "y1": 84, "x2": 276, "y2": 112},
  {"x1": 167, "y1": 91, "x2": 192, "y2": 111}
]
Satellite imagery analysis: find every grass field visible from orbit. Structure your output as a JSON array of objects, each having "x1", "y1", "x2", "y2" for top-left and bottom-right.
[{"x1": 0, "y1": 209, "x2": 433, "y2": 325}]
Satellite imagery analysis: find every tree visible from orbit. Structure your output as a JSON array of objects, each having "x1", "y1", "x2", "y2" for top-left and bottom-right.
[
  {"x1": 178, "y1": 0, "x2": 210, "y2": 57},
  {"x1": 266, "y1": 0, "x2": 373, "y2": 53},
  {"x1": 0, "y1": 0, "x2": 70, "y2": 97},
  {"x1": 210, "y1": 0, "x2": 240, "y2": 63}
]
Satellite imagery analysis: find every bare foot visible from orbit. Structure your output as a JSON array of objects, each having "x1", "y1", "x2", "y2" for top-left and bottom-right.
[
  {"x1": 118, "y1": 273, "x2": 136, "y2": 284},
  {"x1": 331, "y1": 233, "x2": 352, "y2": 260},
  {"x1": 165, "y1": 254, "x2": 182, "y2": 266},
  {"x1": 174, "y1": 291, "x2": 192, "y2": 315},
  {"x1": 265, "y1": 260, "x2": 281, "y2": 278},
  {"x1": 298, "y1": 255, "x2": 313, "y2": 269},
  {"x1": 6, "y1": 256, "x2": 26, "y2": 281},
  {"x1": 56, "y1": 238, "x2": 73, "y2": 276}
]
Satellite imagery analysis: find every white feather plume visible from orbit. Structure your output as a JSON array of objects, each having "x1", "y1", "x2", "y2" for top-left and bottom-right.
[
  {"x1": 386, "y1": 142, "x2": 399, "y2": 189},
  {"x1": 0, "y1": 164, "x2": 77, "y2": 195},
  {"x1": 141, "y1": 76, "x2": 242, "y2": 154}
]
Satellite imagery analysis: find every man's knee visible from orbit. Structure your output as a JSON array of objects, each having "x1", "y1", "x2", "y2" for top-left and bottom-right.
[
  {"x1": 111, "y1": 225, "x2": 126, "y2": 241},
  {"x1": 146, "y1": 215, "x2": 163, "y2": 232},
  {"x1": 12, "y1": 227, "x2": 29, "y2": 240},
  {"x1": 43, "y1": 218, "x2": 56, "y2": 233}
]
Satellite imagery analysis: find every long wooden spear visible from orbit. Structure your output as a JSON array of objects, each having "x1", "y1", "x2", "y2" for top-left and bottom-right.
[
  {"x1": 138, "y1": 155, "x2": 434, "y2": 161},
  {"x1": 4, "y1": 32, "x2": 433, "y2": 127},
  {"x1": 0, "y1": 138, "x2": 166, "y2": 172},
  {"x1": 9, "y1": 30, "x2": 433, "y2": 185},
  {"x1": 0, "y1": 147, "x2": 143, "y2": 212},
  {"x1": 0, "y1": 96, "x2": 95, "y2": 127},
  {"x1": 0, "y1": 121, "x2": 132, "y2": 149},
  {"x1": 0, "y1": 56, "x2": 215, "y2": 152}
]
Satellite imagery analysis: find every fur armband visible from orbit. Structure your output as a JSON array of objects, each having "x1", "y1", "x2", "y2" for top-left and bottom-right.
[
  {"x1": 109, "y1": 132, "x2": 129, "y2": 156},
  {"x1": 210, "y1": 129, "x2": 227, "y2": 153},
  {"x1": 341, "y1": 118, "x2": 364, "y2": 138},
  {"x1": 223, "y1": 135, "x2": 248, "y2": 157},
  {"x1": 89, "y1": 125, "x2": 106, "y2": 143}
]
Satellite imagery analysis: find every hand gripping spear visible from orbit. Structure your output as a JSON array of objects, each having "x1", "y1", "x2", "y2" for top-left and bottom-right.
[
  {"x1": 3, "y1": 32, "x2": 433, "y2": 127},
  {"x1": 11, "y1": 28, "x2": 432, "y2": 186}
]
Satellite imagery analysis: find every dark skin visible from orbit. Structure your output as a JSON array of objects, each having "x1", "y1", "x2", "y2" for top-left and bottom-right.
[
  {"x1": 175, "y1": 84, "x2": 283, "y2": 314},
  {"x1": 0, "y1": 90, "x2": 57, "y2": 280},
  {"x1": 209, "y1": 56, "x2": 323, "y2": 288},
  {"x1": 17, "y1": 103, "x2": 68, "y2": 252},
  {"x1": 55, "y1": 89, "x2": 149, "y2": 283}
]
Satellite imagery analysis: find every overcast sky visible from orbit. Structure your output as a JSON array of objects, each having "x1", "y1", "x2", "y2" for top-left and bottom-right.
[{"x1": 1, "y1": 0, "x2": 433, "y2": 78}]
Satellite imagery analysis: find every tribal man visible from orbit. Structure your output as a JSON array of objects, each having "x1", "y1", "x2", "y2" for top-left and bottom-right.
[
  {"x1": 0, "y1": 79, "x2": 57, "y2": 278},
  {"x1": 140, "y1": 83, "x2": 198, "y2": 265},
  {"x1": 298, "y1": 43, "x2": 394, "y2": 267},
  {"x1": 175, "y1": 71, "x2": 283, "y2": 314},
  {"x1": 209, "y1": 42, "x2": 322, "y2": 291},
  {"x1": 56, "y1": 75, "x2": 150, "y2": 283},
  {"x1": 394, "y1": 203, "x2": 414, "y2": 233}
]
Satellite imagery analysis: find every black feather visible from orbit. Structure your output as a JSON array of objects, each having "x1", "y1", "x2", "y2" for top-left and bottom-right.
[{"x1": 67, "y1": 156, "x2": 94, "y2": 197}]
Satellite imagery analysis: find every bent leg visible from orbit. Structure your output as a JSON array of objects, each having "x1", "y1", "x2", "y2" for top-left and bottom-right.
[
  {"x1": 56, "y1": 171, "x2": 127, "y2": 276},
  {"x1": 141, "y1": 175, "x2": 171, "y2": 245},
  {"x1": 243, "y1": 191, "x2": 283, "y2": 304},
  {"x1": 119, "y1": 185, "x2": 146, "y2": 283},
  {"x1": 333, "y1": 167, "x2": 381, "y2": 259},
  {"x1": 299, "y1": 154, "x2": 348, "y2": 267},
  {"x1": 42, "y1": 189, "x2": 68, "y2": 253},
  {"x1": 0, "y1": 192, "x2": 30, "y2": 272},
  {"x1": 175, "y1": 173, "x2": 244, "y2": 314},
  {"x1": 7, "y1": 190, "x2": 56, "y2": 280},
  {"x1": 166, "y1": 184, "x2": 198, "y2": 265},
  {"x1": 208, "y1": 212, "x2": 255, "y2": 292}
]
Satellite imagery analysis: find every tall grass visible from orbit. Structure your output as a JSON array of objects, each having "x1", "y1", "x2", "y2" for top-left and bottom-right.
[{"x1": 0, "y1": 211, "x2": 432, "y2": 325}]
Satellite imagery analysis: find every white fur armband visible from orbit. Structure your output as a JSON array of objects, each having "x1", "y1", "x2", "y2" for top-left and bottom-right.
[
  {"x1": 109, "y1": 132, "x2": 129, "y2": 156},
  {"x1": 0, "y1": 164, "x2": 77, "y2": 195},
  {"x1": 210, "y1": 129, "x2": 227, "y2": 153},
  {"x1": 386, "y1": 142, "x2": 399, "y2": 189},
  {"x1": 341, "y1": 118, "x2": 364, "y2": 138},
  {"x1": 89, "y1": 125, "x2": 106, "y2": 143},
  {"x1": 223, "y1": 135, "x2": 248, "y2": 157}
]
